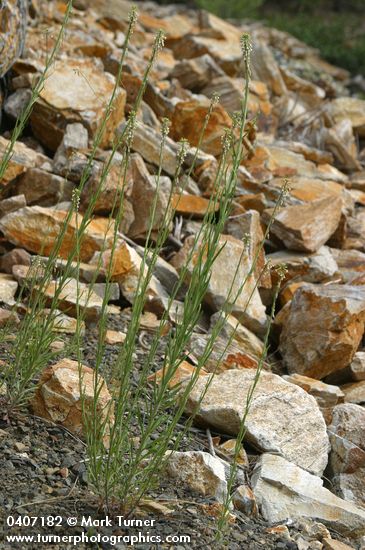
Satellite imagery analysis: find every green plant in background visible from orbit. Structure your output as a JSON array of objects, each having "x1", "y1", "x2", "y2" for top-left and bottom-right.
[{"x1": 196, "y1": 0, "x2": 263, "y2": 18}]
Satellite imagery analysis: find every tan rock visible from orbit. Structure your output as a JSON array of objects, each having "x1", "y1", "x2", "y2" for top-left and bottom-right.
[
  {"x1": 96, "y1": 240, "x2": 168, "y2": 306},
  {"x1": 169, "y1": 34, "x2": 242, "y2": 76},
  {"x1": 268, "y1": 247, "x2": 339, "y2": 286},
  {"x1": 251, "y1": 453, "x2": 365, "y2": 538},
  {"x1": 232, "y1": 485, "x2": 258, "y2": 516},
  {"x1": 328, "y1": 403, "x2": 365, "y2": 508},
  {"x1": 348, "y1": 352, "x2": 365, "y2": 381},
  {"x1": 170, "y1": 54, "x2": 224, "y2": 91},
  {"x1": 225, "y1": 209, "x2": 271, "y2": 289},
  {"x1": 323, "y1": 120, "x2": 361, "y2": 172},
  {"x1": 0, "y1": 136, "x2": 50, "y2": 186},
  {"x1": 0, "y1": 206, "x2": 115, "y2": 261},
  {"x1": 280, "y1": 285, "x2": 365, "y2": 379},
  {"x1": 41, "y1": 278, "x2": 106, "y2": 322},
  {"x1": 330, "y1": 249, "x2": 365, "y2": 284},
  {"x1": 210, "y1": 312, "x2": 265, "y2": 360},
  {"x1": 170, "y1": 99, "x2": 232, "y2": 157},
  {"x1": 171, "y1": 193, "x2": 218, "y2": 218},
  {"x1": 104, "y1": 330, "x2": 126, "y2": 345},
  {"x1": 341, "y1": 381, "x2": 365, "y2": 405},
  {"x1": 0, "y1": 194, "x2": 27, "y2": 217},
  {"x1": 0, "y1": 308, "x2": 19, "y2": 327},
  {"x1": 0, "y1": 274, "x2": 17, "y2": 305},
  {"x1": 184, "y1": 369, "x2": 329, "y2": 475},
  {"x1": 283, "y1": 374, "x2": 344, "y2": 409},
  {"x1": 173, "y1": 234, "x2": 267, "y2": 334},
  {"x1": 31, "y1": 358, "x2": 113, "y2": 442},
  {"x1": 0, "y1": 248, "x2": 31, "y2": 274},
  {"x1": 270, "y1": 176, "x2": 343, "y2": 203},
  {"x1": 189, "y1": 332, "x2": 261, "y2": 374},
  {"x1": 327, "y1": 98, "x2": 365, "y2": 136},
  {"x1": 50, "y1": 310, "x2": 85, "y2": 335},
  {"x1": 148, "y1": 361, "x2": 208, "y2": 388},
  {"x1": 323, "y1": 539, "x2": 355, "y2": 550},
  {"x1": 263, "y1": 197, "x2": 342, "y2": 253},
  {"x1": 127, "y1": 154, "x2": 171, "y2": 239},
  {"x1": 31, "y1": 58, "x2": 126, "y2": 151},
  {"x1": 165, "y1": 450, "x2": 227, "y2": 502},
  {"x1": 15, "y1": 168, "x2": 74, "y2": 206},
  {"x1": 251, "y1": 42, "x2": 287, "y2": 96}
]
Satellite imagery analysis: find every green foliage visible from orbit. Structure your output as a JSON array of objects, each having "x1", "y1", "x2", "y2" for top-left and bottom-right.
[
  {"x1": 196, "y1": 0, "x2": 263, "y2": 18},
  {"x1": 263, "y1": 12, "x2": 365, "y2": 75}
]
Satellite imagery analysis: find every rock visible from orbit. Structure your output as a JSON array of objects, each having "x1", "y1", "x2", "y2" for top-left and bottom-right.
[
  {"x1": 210, "y1": 312, "x2": 265, "y2": 360},
  {"x1": 328, "y1": 403, "x2": 365, "y2": 508},
  {"x1": 31, "y1": 58, "x2": 126, "y2": 151},
  {"x1": 0, "y1": 136, "x2": 50, "y2": 186},
  {"x1": 121, "y1": 121, "x2": 179, "y2": 176},
  {"x1": 80, "y1": 160, "x2": 133, "y2": 217},
  {"x1": 330, "y1": 249, "x2": 365, "y2": 284},
  {"x1": 232, "y1": 485, "x2": 258, "y2": 516},
  {"x1": 41, "y1": 278, "x2": 106, "y2": 322},
  {"x1": 225, "y1": 209, "x2": 271, "y2": 289},
  {"x1": 127, "y1": 154, "x2": 171, "y2": 239},
  {"x1": 15, "y1": 168, "x2": 75, "y2": 206},
  {"x1": 148, "y1": 361, "x2": 208, "y2": 388},
  {"x1": 189, "y1": 332, "x2": 261, "y2": 373},
  {"x1": 341, "y1": 381, "x2": 365, "y2": 405},
  {"x1": 173, "y1": 234, "x2": 267, "y2": 334},
  {"x1": 0, "y1": 274, "x2": 18, "y2": 305},
  {"x1": 170, "y1": 54, "x2": 225, "y2": 91},
  {"x1": 184, "y1": 369, "x2": 329, "y2": 475},
  {"x1": 170, "y1": 99, "x2": 232, "y2": 157},
  {"x1": 0, "y1": 206, "x2": 115, "y2": 261},
  {"x1": 53, "y1": 123, "x2": 89, "y2": 178},
  {"x1": 96, "y1": 240, "x2": 169, "y2": 306},
  {"x1": 323, "y1": 539, "x2": 355, "y2": 550},
  {"x1": 0, "y1": 0, "x2": 27, "y2": 78},
  {"x1": 217, "y1": 439, "x2": 249, "y2": 468},
  {"x1": 280, "y1": 285, "x2": 365, "y2": 379},
  {"x1": 165, "y1": 451, "x2": 227, "y2": 503},
  {"x1": 251, "y1": 453, "x2": 365, "y2": 537},
  {"x1": 348, "y1": 352, "x2": 365, "y2": 381},
  {"x1": 327, "y1": 98, "x2": 365, "y2": 136},
  {"x1": 0, "y1": 308, "x2": 19, "y2": 327},
  {"x1": 104, "y1": 330, "x2": 126, "y2": 345},
  {"x1": 268, "y1": 247, "x2": 338, "y2": 285},
  {"x1": 0, "y1": 247, "x2": 31, "y2": 274},
  {"x1": 3, "y1": 88, "x2": 32, "y2": 119},
  {"x1": 283, "y1": 374, "x2": 344, "y2": 409},
  {"x1": 262, "y1": 197, "x2": 343, "y2": 253},
  {"x1": 323, "y1": 120, "x2": 361, "y2": 172},
  {"x1": 171, "y1": 193, "x2": 218, "y2": 219},
  {"x1": 0, "y1": 194, "x2": 26, "y2": 217},
  {"x1": 251, "y1": 42, "x2": 287, "y2": 96},
  {"x1": 31, "y1": 358, "x2": 113, "y2": 443},
  {"x1": 50, "y1": 310, "x2": 85, "y2": 335}
]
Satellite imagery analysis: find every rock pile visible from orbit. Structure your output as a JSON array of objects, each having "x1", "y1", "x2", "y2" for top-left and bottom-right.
[{"x1": 1, "y1": 0, "x2": 365, "y2": 544}]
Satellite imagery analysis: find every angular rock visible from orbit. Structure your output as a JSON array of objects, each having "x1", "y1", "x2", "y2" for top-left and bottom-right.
[
  {"x1": 232, "y1": 485, "x2": 258, "y2": 516},
  {"x1": 0, "y1": 308, "x2": 19, "y2": 328},
  {"x1": 280, "y1": 285, "x2": 365, "y2": 379},
  {"x1": 171, "y1": 193, "x2": 218, "y2": 219},
  {"x1": 327, "y1": 98, "x2": 365, "y2": 136},
  {"x1": 127, "y1": 154, "x2": 171, "y2": 239},
  {"x1": 0, "y1": 247, "x2": 31, "y2": 274},
  {"x1": 41, "y1": 278, "x2": 106, "y2": 322},
  {"x1": 341, "y1": 381, "x2": 365, "y2": 405},
  {"x1": 0, "y1": 274, "x2": 17, "y2": 305},
  {"x1": 323, "y1": 540, "x2": 355, "y2": 550},
  {"x1": 0, "y1": 136, "x2": 50, "y2": 186},
  {"x1": 15, "y1": 168, "x2": 75, "y2": 206},
  {"x1": 165, "y1": 451, "x2": 227, "y2": 503},
  {"x1": 328, "y1": 403, "x2": 365, "y2": 508},
  {"x1": 31, "y1": 58, "x2": 126, "y2": 151},
  {"x1": 348, "y1": 352, "x2": 365, "y2": 381},
  {"x1": 210, "y1": 312, "x2": 265, "y2": 360},
  {"x1": 148, "y1": 361, "x2": 208, "y2": 388},
  {"x1": 251, "y1": 42, "x2": 287, "y2": 96},
  {"x1": 172, "y1": 234, "x2": 267, "y2": 334},
  {"x1": 104, "y1": 330, "x2": 126, "y2": 345},
  {"x1": 251, "y1": 453, "x2": 365, "y2": 537},
  {"x1": 31, "y1": 358, "x2": 113, "y2": 442},
  {"x1": 0, "y1": 194, "x2": 26, "y2": 218},
  {"x1": 184, "y1": 369, "x2": 329, "y2": 475},
  {"x1": 170, "y1": 54, "x2": 225, "y2": 91},
  {"x1": 323, "y1": 120, "x2": 361, "y2": 172},
  {"x1": 170, "y1": 99, "x2": 232, "y2": 157},
  {"x1": 283, "y1": 374, "x2": 344, "y2": 409},
  {"x1": 268, "y1": 247, "x2": 339, "y2": 285},
  {"x1": 262, "y1": 197, "x2": 343, "y2": 253},
  {"x1": 0, "y1": 206, "x2": 114, "y2": 261}
]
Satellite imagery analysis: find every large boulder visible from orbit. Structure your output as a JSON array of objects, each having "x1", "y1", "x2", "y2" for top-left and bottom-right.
[{"x1": 184, "y1": 369, "x2": 329, "y2": 476}]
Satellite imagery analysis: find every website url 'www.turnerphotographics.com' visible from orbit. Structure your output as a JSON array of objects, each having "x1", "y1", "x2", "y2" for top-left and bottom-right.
[{"x1": 4, "y1": 515, "x2": 192, "y2": 546}]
